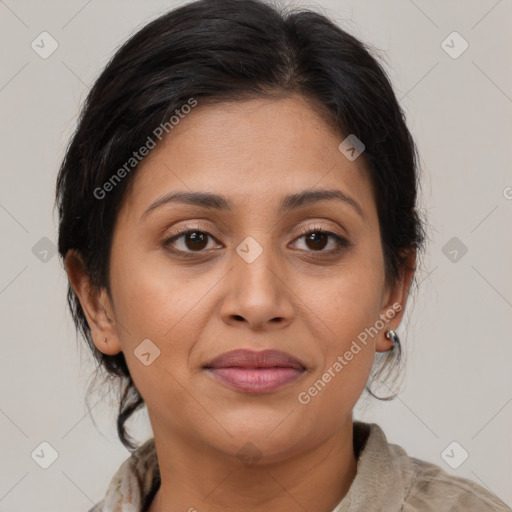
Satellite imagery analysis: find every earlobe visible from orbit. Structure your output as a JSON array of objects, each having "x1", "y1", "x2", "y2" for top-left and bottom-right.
[{"x1": 64, "y1": 250, "x2": 122, "y2": 356}]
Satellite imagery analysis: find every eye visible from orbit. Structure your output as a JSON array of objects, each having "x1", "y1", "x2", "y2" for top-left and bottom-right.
[
  {"x1": 291, "y1": 226, "x2": 349, "y2": 254},
  {"x1": 164, "y1": 228, "x2": 222, "y2": 254},
  {"x1": 163, "y1": 225, "x2": 350, "y2": 257}
]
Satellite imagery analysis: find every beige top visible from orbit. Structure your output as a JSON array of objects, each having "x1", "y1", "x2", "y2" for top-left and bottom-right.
[{"x1": 89, "y1": 421, "x2": 511, "y2": 512}]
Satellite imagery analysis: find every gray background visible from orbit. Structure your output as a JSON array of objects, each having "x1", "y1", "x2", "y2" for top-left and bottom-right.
[{"x1": 1, "y1": 0, "x2": 511, "y2": 510}]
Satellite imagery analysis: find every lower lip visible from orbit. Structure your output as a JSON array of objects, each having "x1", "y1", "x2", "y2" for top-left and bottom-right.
[{"x1": 205, "y1": 367, "x2": 304, "y2": 393}]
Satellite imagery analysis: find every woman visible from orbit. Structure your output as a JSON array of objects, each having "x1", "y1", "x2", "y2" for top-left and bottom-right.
[{"x1": 55, "y1": 0, "x2": 510, "y2": 510}]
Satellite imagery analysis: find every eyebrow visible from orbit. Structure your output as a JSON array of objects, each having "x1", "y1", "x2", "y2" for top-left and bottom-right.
[{"x1": 140, "y1": 188, "x2": 364, "y2": 220}]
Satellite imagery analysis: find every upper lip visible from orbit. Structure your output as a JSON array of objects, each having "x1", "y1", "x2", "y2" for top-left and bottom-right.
[{"x1": 203, "y1": 349, "x2": 306, "y2": 370}]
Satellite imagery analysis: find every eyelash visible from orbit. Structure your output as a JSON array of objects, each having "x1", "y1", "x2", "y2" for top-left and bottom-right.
[{"x1": 163, "y1": 225, "x2": 350, "y2": 258}]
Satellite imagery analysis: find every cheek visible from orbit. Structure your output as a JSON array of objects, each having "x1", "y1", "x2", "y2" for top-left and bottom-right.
[
  {"x1": 106, "y1": 246, "x2": 202, "y2": 385},
  {"x1": 109, "y1": 241, "x2": 208, "y2": 338},
  {"x1": 294, "y1": 301, "x2": 378, "y2": 441},
  {"x1": 293, "y1": 244, "x2": 385, "y2": 425},
  {"x1": 302, "y1": 236, "x2": 386, "y2": 346}
]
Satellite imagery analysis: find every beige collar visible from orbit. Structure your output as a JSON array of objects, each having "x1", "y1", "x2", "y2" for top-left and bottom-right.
[{"x1": 95, "y1": 422, "x2": 412, "y2": 512}]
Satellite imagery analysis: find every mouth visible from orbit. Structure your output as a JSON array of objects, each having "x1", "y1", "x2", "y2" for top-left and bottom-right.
[{"x1": 203, "y1": 349, "x2": 307, "y2": 394}]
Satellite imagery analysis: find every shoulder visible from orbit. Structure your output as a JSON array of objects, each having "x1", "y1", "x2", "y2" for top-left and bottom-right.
[
  {"x1": 348, "y1": 422, "x2": 510, "y2": 511},
  {"x1": 385, "y1": 433, "x2": 511, "y2": 511},
  {"x1": 85, "y1": 437, "x2": 159, "y2": 512}
]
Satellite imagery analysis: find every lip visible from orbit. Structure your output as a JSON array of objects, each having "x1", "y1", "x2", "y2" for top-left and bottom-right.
[{"x1": 203, "y1": 349, "x2": 306, "y2": 393}]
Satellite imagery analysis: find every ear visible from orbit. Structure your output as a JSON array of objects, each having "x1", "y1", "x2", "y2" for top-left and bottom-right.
[
  {"x1": 376, "y1": 249, "x2": 416, "y2": 353},
  {"x1": 65, "y1": 250, "x2": 122, "y2": 356}
]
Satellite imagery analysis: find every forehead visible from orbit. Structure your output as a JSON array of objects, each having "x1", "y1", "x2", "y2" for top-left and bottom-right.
[{"x1": 118, "y1": 94, "x2": 375, "y2": 221}]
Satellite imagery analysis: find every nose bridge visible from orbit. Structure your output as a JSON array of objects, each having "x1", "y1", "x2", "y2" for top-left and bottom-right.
[
  {"x1": 220, "y1": 232, "x2": 294, "y2": 328},
  {"x1": 233, "y1": 233, "x2": 282, "y2": 297}
]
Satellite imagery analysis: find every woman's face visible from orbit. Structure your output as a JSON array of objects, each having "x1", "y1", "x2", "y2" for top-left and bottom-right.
[{"x1": 77, "y1": 94, "x2": 410, "y2": 462}]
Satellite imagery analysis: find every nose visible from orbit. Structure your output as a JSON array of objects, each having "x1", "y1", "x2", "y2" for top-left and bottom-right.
[{"x1": 219, "y1": 243, "x2": 295, "y2": 331}]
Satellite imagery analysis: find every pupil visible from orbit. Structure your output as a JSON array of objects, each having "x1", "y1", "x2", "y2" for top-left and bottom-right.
[
  {"x1": 187, "y1": 232, "x2": 207, "y2": 250},
  {"x1": 307, "y1": 232, "x2": 327, "y2": 250}
]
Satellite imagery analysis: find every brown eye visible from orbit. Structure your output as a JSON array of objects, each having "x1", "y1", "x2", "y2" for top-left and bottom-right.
[
  {"x1": 303, "y1": 232, "x2": 329, "y2": 251},
  {"x1": 184, "y1": 231, "x2": 208, "y2": 250},
  {"x1": 292, "y1": 227, "x2": 349, "y2": 254},
  {"x1": 164, "y1": 229, "x2": 220, "y2": 253}
]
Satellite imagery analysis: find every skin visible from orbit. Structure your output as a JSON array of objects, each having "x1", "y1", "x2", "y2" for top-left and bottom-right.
[{"x1": 66, "y1": 94, "x2": 415, "y2": 512}]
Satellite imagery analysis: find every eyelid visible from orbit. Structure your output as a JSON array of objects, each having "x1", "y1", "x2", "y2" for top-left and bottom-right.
[
  {"x1": 164, "y1": 222, "x2": 219, "y2": 239},
  {"x1": 163, "y1": 222, "x2": 345, "y2": 242},
  {"x1": 294, "y1": 224, "x2": 345, "y2": 239}
]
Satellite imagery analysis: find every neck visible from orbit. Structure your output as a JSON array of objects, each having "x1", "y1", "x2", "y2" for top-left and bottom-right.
[{"x1": 147, "y1": 416, "x2": 357, "y2": 512}]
